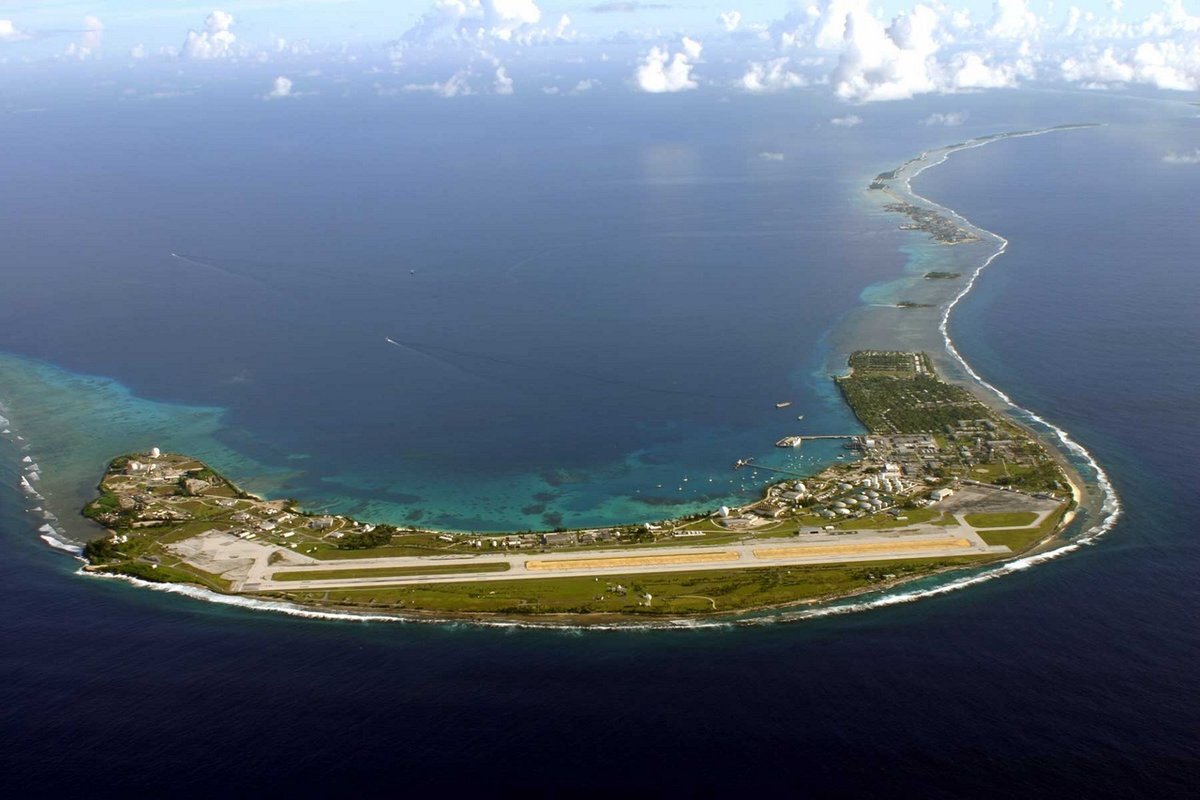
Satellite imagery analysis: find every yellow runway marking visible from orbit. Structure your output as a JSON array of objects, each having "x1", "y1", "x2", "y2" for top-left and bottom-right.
[
  {"x1": 525, "y1": 551, "x2": 741, "y2": 572},
  {"x1": 753, "y1": 538, "x2": 973, "y2": 560}
]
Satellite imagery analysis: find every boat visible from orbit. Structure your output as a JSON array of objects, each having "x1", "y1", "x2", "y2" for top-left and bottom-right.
[
  {"x1": 796, "y1": 415, "x2": 805, "y2": 420},
  {"x1": 776, "y1": 436, "x2": 804, "y2": 448},
  {"x1": 775, "y1": 401, "x2": 792, "y2": 409}
]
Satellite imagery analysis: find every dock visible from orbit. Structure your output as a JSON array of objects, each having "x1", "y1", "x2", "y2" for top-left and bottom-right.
[{"x1": 733, "y1": 460, "x2": 811, "y2": 478}]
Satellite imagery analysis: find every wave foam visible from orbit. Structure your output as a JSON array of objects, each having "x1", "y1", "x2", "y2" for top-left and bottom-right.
[
  {"x1": 39, "y1": 524, "x2": 82, "y2": 554},
  {"x1": 15, "y1": 125, "x2": 1123, "y2": 633}
]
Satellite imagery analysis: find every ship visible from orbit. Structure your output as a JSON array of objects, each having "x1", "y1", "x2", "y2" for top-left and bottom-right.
[
  {"x1": 775, "y1": 401, "x2": 792, "y2": 409},
  {"x1": 775, "y1": 436, "x2": 804, "y2": 448}
]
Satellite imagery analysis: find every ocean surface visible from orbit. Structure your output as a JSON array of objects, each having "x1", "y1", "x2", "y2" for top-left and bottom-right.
[{"x1": 1, "y1": 82, "x2": 1198, "y2": 793}]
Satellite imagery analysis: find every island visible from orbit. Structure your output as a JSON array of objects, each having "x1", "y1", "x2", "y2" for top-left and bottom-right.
[
  {"x1": 80, "y1": 350, "x2": 1078, "y2": 623},
  {"x1": 883, "y1": 201, "x2": 979, "y2": 244}
]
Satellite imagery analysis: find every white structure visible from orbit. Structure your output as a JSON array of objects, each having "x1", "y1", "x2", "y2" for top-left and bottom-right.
[
  {"x1": 149, "y1": 447, "x2": 161, "y2": 459},
  {"x1": 932, "y1": 488, "x2": 954, "y2": 502},
  {"x1": 717, "y1": 505, "x2": 731, "y2": 518}
]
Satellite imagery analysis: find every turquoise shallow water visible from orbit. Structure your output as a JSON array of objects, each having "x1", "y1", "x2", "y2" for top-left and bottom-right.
[{"x1": 1, "y1": 85, "x2": 1199, "y2": 793}]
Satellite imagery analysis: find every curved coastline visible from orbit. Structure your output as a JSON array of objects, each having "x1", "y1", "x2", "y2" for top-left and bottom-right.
[
  {"x1": 902, "y1": 127, "x2": 1120, "y2": 548},
  {"x1": 6, "y1": 127, "x2": 1121, "y2": 630}
]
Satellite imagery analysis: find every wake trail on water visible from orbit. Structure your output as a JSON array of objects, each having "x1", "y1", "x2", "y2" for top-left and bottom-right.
[{"x1": 12, "y1": 125, "x2": 1123, "y2": 631}]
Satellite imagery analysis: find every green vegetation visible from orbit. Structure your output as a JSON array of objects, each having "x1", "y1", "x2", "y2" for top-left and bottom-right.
[
  {"x1": 977, "y1": 507, "x2": 1068, "y2": 553},
  {"x1": 269, "y1": 555, "x2": 990, "y2": 616},
  {"x1": 964, "y1": 511, "x2": 1039, "y2": 528},
  {"x1": 924, "y1": 271, "x2": 961, "y2": 280},
  {"x1": 273, "y1": 561, "x2": 511, "y2": 582},
  {"x1": 335, "y1": 525, "x2": 399, "y2": 550},
  {"x1": 847, "y1": 350, "x2": 928, "y2": 376},
  {"x1": 82, "y1": 488, "x2": 135, "y2": 529},
  {"x1": 834, "y1": 508, "x2": 938, "y2": 530},
  {"x1": 97, "y1": 561, "x2": 230, "y2": 593},
  {"x1": 838, "y1": 372, "x2": 983, "y2": 433}
]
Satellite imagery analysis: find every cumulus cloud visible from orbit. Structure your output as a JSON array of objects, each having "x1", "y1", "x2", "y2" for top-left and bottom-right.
[
  {"x1": 1051, "y1": 2, "x2": 1200, "y2": 92},
  {"x1": 404, "y1": 0, "x2": 570, "y2": 46},
  {"x1": 266, "y1": 76, "x2": 294, "y2": 98},
  {"x1": 0, "y1": 19, "x2": 29, "y2": 42},
  {"x1": 635, "y1": 40, "x2": 701, "y2": 92},
  {"x1": 923, "y1": 111, "x2": 968, "y2": 125},
  {"x1": 759, "y1": 151, "x2": 785, "y2": 160},
  {"x1": 1162, "y1": 149, "x2": 1200, "y2": 164},
  {"x1": 832, "y1": 4, "x2": 943, "y2": 102},
  {"x1": 986, "y1": 0, "x2": 1042, "y2": 40},
  {"x1": 404, "y1": 69, "x2": 474, "y2": 97},
  {"x1": 830, "y1": 114, "x2": 863, "y2": 126},
  {"x1": 494, "y1": 65, "x2": 514, "y2": 94},
  {"x1": 82, "y1": 16, "x2": 104, "y2": 49},
  {"x1": 183, "y1": 10, "x2": 237, "y2": 59},
  {"x1": 720, "y1": 10, "x2": 742, "y2": 32},
  {"x1": 739, "y1": 0, "x2": 1200, "y2": 101},
  {"x1": 590, "y1": 2, "x2": 669, "y2": 11},
  {"x1": 741, "y1": 57, "x2": 806, "y2": 92}
]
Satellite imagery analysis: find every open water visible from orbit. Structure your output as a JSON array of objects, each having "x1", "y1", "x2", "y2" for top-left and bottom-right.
[{"x1": 1, "y1": 81, "x2": 1197, "y2": 793}]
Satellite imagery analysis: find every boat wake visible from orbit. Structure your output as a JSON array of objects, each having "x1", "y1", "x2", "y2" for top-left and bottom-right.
[{"x1": 8, "y1": 125, "x2": 1123, "y2": 632}]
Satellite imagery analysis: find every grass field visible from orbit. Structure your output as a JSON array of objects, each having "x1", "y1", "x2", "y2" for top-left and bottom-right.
[
  {"x1": 272, "y1": 561, "x2": 511, "y2": 582},
  {"x1": 268, "y1": 555, "x2": 992, "y2": 616},
  {"x1": 977, "y1": 507, "x2": 1068, "y2": 553},
  {"x1": 965, "y1": 511, "x2": 1040, "y2": 528}
]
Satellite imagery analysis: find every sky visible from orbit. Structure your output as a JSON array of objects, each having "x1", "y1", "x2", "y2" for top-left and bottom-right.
[{"x1": 0, "y1": 1, "x2": 1197, "y2": 102}]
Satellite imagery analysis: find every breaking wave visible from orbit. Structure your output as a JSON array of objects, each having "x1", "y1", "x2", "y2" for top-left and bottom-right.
[{"x1": 10, "y1": 126, "x2": 1122, "y2": 631}]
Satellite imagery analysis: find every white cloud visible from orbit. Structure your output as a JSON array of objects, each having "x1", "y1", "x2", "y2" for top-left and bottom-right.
[
  {"x1": 83, "y1": 16, "x2": 104, "y2": 50},
  {"x1": 0, "y1": 19, "x2": 29, "y2": 42},
  {"x1": 681, "y1": 36, "x2": 703, "y2": 61},
  {"x1": 830, "y1": 114, "x2": 863, "y2": 126},
  {"x1": 635, "y1": 41, "x2": 701, "y2": 93},
  {"x1": 573, "y1": 78, "x2": 599, "y2": 93},
  {"x1": 1130, "y1": 39, "x2": 1199, "y2": 90},
  {"x1": 1163, "y1": 149, "x2": 1200, "y2": 164},
  {"x1": 986, "y1": 0, "x2": 1042, "y2": 40},
  {"x1": 266, "y1": 76, "x2": 294, "y2": 98},
  {"x1": 183, "y1": 10, "x2": 237, "y2": 60},
  {"x1": 832, "y1": 4, "x2": 943, "y2": 102},
  {"x1": 923, "y1": 111, "x2": 968, "y2": 125},
  {"x1": 946, "y1": 50, "x2": 1022, "y2": 89},
  {"x1": 747, "y1": 0, "x2": 1200, "y2": 101},
  {"x1": 404, "y1": 0, "x2": 570, "y2": 46},
  {"x1": 759, "y1": 151, "x2": 785, "y2": 160},
  {"x1": 720, "y1": 10, "x2": 742, "y2": 32},
  {"x1": 741, "y1": 57, "x2": 806, "y2": 92},
  {"x1": 404, "y1": 69, "x2": 474, "y2": 97},
  {"x1": 1060, "y1": 46, "x2": 1134, "y2": 84},
  {"x1": 494, "y1": 65, "x2": 514, "y2": 94}
]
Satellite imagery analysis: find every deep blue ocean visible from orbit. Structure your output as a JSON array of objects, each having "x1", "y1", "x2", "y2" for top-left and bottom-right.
[{"x1": 1, "y1": 79, "x2": 1198, "y2": 794}]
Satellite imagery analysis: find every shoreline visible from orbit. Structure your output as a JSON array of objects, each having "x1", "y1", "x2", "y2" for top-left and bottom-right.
[
  {"x1": 898, "y1": 126, "x2": 1119, "y2": 550},
  {"x1": 11, "y1": 125, "x2": 1120, "y2": 629}
]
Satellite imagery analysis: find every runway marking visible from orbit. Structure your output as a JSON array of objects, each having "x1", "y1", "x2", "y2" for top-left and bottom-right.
[
  {"x1": 752, "y1": 538, "x2": 973, "y2": 560},
  {"x1": 525, "y1": 551, "x2": 741, "y2": 572}
]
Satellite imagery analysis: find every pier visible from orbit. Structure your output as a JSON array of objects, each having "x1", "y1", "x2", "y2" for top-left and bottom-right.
[{"x1": 732, "y1": 460, "x2": 811, "y2": 478}]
